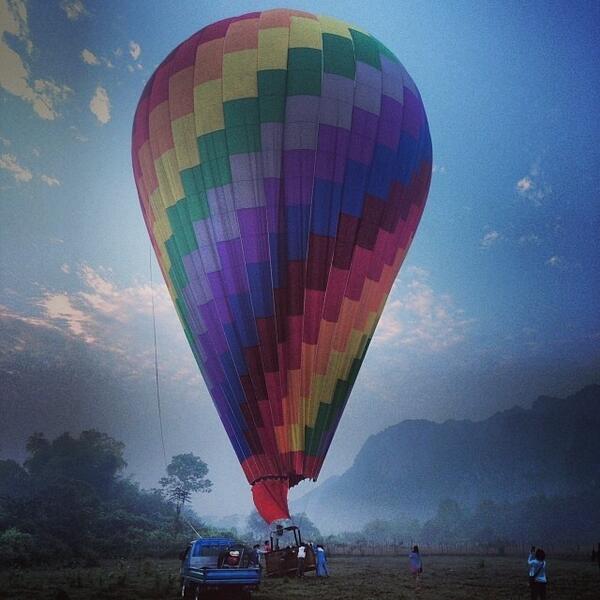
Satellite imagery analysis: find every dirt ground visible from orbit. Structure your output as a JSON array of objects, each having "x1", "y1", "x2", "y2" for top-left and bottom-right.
[{"x1": 0, "y1": 555, "x2": 598, "y2": 599}]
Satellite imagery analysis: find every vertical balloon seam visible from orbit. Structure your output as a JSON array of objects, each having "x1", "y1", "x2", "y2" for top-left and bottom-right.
[
  {"x1": 145, "y1": 45, "x2": 252, "y2": 478},
  {"x1": 301, "y1": 13, "x2": 338, "y2": 477},
  {"x1": 209, "y1": 17, "x2": 272, "y2": 482},
  {"x1": 220, "y1": 15, "x2": 281, "y2": 480},
  {"x1": 302, "y1": 14, "x2": 357, "y2": 467},
  {"x1": 295, "y1": 14, "x2": 322, "y2": 479},
  {"x1": 265, "y1": 11, "x2": 289, "y2": 480},
  {"x1": 318, "y1": 38, "x2": 392, "y2": 463},
  {"x1": 255, "y1": 10, "x2": 289, "y2": 483},
  {"x1": 255, "y1": 10, "x2": 288, "y2": 480},
  {"x1": 296, "y1": 13, "x2": 326, "y2": 476},
  {"x1": 279, "y1": 13, "x2": 316, "y2": 475},
  {"x1": 169, "y1": 26, "x2": 257, "y2": 480},
  {"x1": 309, "y1": 16, "x2": 368, "y2": 469},
  {"x1": 263, "y1": 10, "x2": 289, "y2": 479},
  {"x1": 166, "y1": 33, "x2": 253, "y2": 475},
  {"x1": 299, "y1": 14, "x2": 333, "y2": 464},
  {"x1": 319, "y1": 61, "x2": 431, "y2": 465}
]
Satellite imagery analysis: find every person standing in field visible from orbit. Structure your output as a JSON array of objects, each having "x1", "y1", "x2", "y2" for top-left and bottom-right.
[
  {"x1": 408, "y1": 545, "x2": 423, "y2": 588},
  {"x1": 249, "y1": 544, "x2": 261, "y2": 568},
  {"x1": 296, "y1": 543, "x2": 307, "y2": 578},
  {"x1": 528, "y1": 546, "x2": 548, "y2": 600},
  {"x1": 316, "y1": 544, "x2": 329, "y2": 577}
]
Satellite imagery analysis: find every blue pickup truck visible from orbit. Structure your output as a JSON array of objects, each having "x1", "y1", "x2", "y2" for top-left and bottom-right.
[{"x1": 179, "y1": 538, "x2": 260, "y2": 599}]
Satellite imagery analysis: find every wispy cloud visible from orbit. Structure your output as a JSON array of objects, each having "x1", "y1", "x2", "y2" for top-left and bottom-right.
[
  {"x1": 81, "y1": 48, "x2": 99, "y2": 65},
  {"x1": 29, "y1": 263, "x2": 195, "y2": 381},
  {"x1": 0, "y1": 304, "x2": 62, "y2": 333},
  {"x1": 39, "y1": 293, "x2": 95, "y2": 342},
  {"x1": 0, "y1": 0, "x2": 72, "y2": 119},
  {"x1": 40, "y1": 174, "x2": 60, "y2": 186},
  {"x1": 480, "y1": 230, "x2": 501, "y2": 249},
  {"x1": 432, "y1": 163, "x2": 446, "y2": 175},
  {"x1": 546, "y1": 255, "x2": 567, "y2": 269},
  {"x1": 129, "y1": 41, "x2": 141, "y2": 60},
  {"x1": 60, "y1": 0, "x2": 87, "y2": 21},
  {"x1": 0, "y1": 153, "x2": 32, "y2": 182},
  {"x1": 374, "y1": 268, "x2": 472, "y2": 352},
  {"x1": 516, "y1": 158, "x2": 551, "y2": 205},
  {"x1": 0, "y1": 135, "x2": 10, "y2": 147},
  {"x1": 89, "y1": 85, "x2": 111, "y2": 124},
  {"x1": 38, "y1": 264, "x2": 172, "y2": 346}
]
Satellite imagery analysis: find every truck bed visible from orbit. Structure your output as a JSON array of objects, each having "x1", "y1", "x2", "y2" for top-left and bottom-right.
[{"x1": 185, "y1": 566, "x2": 260, "y2": 586}]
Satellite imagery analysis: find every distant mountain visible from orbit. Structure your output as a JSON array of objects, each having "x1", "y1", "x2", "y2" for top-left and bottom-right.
[{"x1": 297, "y1": 385, "x2": 600, "y2": 532}]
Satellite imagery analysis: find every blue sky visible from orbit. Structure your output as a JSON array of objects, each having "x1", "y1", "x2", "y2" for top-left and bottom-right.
[{"x1": 1, "y1": 0, "x2": 599, "y2": 517}]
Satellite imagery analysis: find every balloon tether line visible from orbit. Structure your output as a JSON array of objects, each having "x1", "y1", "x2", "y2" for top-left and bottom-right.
[
  {"x1": 149, "y1": 244, "x2": 200, "y2": 539},
  {"x1": 149, "y1": 244, "x2": 168, "y2": 467}
]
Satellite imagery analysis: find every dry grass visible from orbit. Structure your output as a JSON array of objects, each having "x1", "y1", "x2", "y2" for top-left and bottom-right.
[{"x1": 0, "y1": 555, "x2": 597, "y2": 599}]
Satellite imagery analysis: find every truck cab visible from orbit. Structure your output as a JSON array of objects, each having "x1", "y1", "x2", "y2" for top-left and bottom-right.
[{"x1": 179, "y1": 538, "x2": 260, "y2": 599}]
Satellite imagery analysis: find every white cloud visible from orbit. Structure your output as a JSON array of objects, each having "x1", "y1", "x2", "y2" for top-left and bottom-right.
[
  {"x1": 127, "y1": 65, "x2": 134, "y2": 73},
  {"x1": 60, "y1": 0, "x2": 87, "y2": 21},
  {"x1": 39, "y1": 293, "x2": 95, "y2": 342},
  {"x1": 516, "y1": 176, "x2": 532, "y2": 193},
  {"x1": 89, "y1": 85, "x2": 110, "y2": 124},
  {"x1": 81, "y1": 48, "x2": 99, "y2": 65},
  {"x1": 546, "y1": 255, "x2": 566, "y2": 269},
  {"x1": 33, "y1": 264, "x2": 193, "y2": 381},
  {"x1": 0, "y1": 0, "x2": 72, "y2": 119},
  {"x1": 374, "y1": 268, "x2": 472, "y2": 352},
  {"x1": 0, "y1": 135, "x2": 10, "y2": 147},
  {"x1": 129, "y1": 40, "x2": 141, "y2": 60},
  {"x1": 516, "y1": 159, "x2": 551, "y2": 205},
  {"x1": 432, "y1": 163, "x2": 446, "y2": 174},
  {"x1": 31, "y1": 147, "x2": 40, "y2": 156},
  {"x1": 480, "y1": 230, "x2": 501, "y2": 248},
  {"x1": 0, "y1": 152, "x2": 32, "y2": 182},
  {"x1": 0, "y1": 304, "x2": 62, "y2": 333},
  {"x1": 40, "y1": 174, "x2": 60, "y2": 186}
]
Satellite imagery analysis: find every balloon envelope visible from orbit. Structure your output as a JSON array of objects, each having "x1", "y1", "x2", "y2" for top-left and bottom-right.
[{"x1": 132, "y1": 9, "x2": 432, "y2": 523}]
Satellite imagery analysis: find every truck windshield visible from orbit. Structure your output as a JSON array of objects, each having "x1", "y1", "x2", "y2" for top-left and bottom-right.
[{"x1": 193, "y1": 544, "x2": 225, "y2": 557}]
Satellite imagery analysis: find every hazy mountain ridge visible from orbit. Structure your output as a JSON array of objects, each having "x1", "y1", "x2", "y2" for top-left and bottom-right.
[{"x1": 299, "y1": 385, "x2": 600, "y2": 532}]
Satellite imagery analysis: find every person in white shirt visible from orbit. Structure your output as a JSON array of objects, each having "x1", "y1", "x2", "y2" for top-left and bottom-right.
[
  {"x1": 528, "y1": 546, "x2": 547, "y2": 600},
  {"x1": 296, "y1": 543, "x2": 306, "y2": 578}
]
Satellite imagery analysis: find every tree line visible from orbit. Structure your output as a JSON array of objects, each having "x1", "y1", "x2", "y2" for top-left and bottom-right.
[
  {"x1": 2, "y1": 429, "x2": 598, "y2": 566},
  {"x1": 0, "y1": 430, "x2": 222, "y2": 566}
]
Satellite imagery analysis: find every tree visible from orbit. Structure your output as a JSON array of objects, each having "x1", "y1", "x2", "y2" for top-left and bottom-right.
[
  {"x1": 159, "y1": 453, "x2": 212, "y2": 527},
  {"x1": 292, "y1": 513, "x2": 321, "y2": 541},
  {"x1": 24, "y1": 430, "x2": 126, "y2": 496},
  {"x1": 245, "y1": 510, "x2": 271, "y2": 541}
]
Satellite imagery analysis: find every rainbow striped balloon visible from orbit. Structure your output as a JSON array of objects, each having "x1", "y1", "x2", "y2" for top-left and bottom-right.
[{"x1": 132, "y1": 9, "x2": 432, "y2": 523}]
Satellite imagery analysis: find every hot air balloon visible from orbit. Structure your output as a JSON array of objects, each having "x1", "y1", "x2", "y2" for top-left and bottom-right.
[{"x1": 132, "y1": 9, "x2": 432, "y2": 524}]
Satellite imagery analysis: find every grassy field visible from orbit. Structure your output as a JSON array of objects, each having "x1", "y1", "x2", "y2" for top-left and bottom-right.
[{"x1": 0, "y1": 555, "x2": 597, "y2": 599}]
